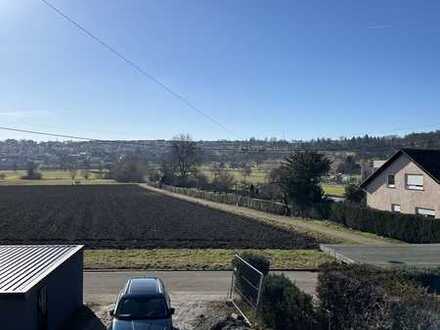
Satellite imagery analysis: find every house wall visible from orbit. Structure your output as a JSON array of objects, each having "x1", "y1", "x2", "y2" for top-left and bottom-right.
[
  {"x1": 365, "y1": 154, "x2": 440, "y2": 218},
  {"x1": 0, "y1": 250, "x2": 83, "y2": 330}
]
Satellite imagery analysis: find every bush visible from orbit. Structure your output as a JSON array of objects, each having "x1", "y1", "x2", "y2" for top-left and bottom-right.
[
  {"x1": 238, "y1": 252, "x2": 270, "y2": 276},
  {"x1": 318, "y1": 263, "x2": 440, "y2": 330},
  {"x1": 344, "y1": 183, "x2": 365, "y2": 204},
  {"x1": 329, "y1": 203, "x2": 440, "y2": 243},
  {"x1": 110, "y1": 157, "x2": 145, "y2": 182},
  {"x1": 21, "y1": 172, "x2": 42, "y2": 180},
  {"x1": 400, "y1": 267, "x2": 440, "y2": 294},
  {"x1": 260, "y1": 274, "x2": 319, "y2": 330},
  {"x1": 307, "y1": 200, "x2": 333, "y2": 220}
]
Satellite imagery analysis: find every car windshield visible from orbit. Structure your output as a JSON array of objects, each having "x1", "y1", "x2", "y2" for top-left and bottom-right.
[{"x1": 115, "y1": 297, "x2": 168, "y2": 319}]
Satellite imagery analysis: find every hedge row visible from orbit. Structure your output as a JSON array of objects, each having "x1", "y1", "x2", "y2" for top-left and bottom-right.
[
  {"x1": 330, "y1": 203, "x2": 440, "y2": 243},
  {"x1": 318, "y1": 263, "x2": 440, "y2": 330}
]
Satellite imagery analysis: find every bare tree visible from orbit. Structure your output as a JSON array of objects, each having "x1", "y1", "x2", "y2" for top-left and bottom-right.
[
  {"x1": 161, "y1": 134, "x2": 202, "y2": 186},
  {"x1": 240, "y1": 162, "x2": 252, "y2": 183},
  {"x1": 212, "y1": 166, "x2": 236, "y2": 192}
]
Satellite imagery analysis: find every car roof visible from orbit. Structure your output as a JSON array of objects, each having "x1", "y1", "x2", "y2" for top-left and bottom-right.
[{"x1": 123, "y1": 277, "x2": 164, "y2": 297}]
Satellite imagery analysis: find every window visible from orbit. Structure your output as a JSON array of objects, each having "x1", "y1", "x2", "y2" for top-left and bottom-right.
[
  {"x1": 115, "y1": 297, "x2": 169, "y2": 319},
  {"x1": 406, "y1": 174, "x2": 424, "y2": 190},
  {"x1": 387, "y1": 175, "x2": 395, "y2": 188},
  {"x1": 416, "y1": 207, "x2": 435, "y2": 218},
  {"x1": 391, "y1": 204, "x2": 401, "y2": 213}
]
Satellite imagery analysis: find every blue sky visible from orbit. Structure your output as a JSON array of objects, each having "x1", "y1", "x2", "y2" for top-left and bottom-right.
[{"x1": 0, "y1": 0, "x2": 439, "y2": 141}]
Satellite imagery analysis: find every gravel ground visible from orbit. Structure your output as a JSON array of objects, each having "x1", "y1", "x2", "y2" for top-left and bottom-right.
[{"x1": 66, "y1": 294, "x2": 236, "y2": 330}]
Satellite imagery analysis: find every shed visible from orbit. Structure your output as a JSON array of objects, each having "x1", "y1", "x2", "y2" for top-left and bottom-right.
[{"x1": 0, "y1": 245, "x2": 84, "y2": 330}]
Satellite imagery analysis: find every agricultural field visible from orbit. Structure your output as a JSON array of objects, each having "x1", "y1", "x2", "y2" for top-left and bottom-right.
[
  {"x1": 0, "y1": 184, "x2": 317, "y2": 249},
  {"x1": 0, "y1": 169, "x2": 113, "y2": 185}
]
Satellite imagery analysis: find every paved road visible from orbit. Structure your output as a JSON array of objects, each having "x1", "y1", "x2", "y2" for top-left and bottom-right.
[
  {"x1": 321, "y1": 243, "x2": 440, "y2": 268},
  {"x1": 84, "y1": 270, "x2": 318, "y2": 304}
]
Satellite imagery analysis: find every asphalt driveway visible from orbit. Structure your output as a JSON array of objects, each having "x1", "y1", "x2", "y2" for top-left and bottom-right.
[{"x1": 84, "y1": 270, "x2": 318, "y2": 304}]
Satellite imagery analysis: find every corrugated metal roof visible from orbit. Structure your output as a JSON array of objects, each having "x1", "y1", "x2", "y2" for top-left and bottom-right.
[{"x1": 0, "y1": 245, "x2": 83, "y2": 294}]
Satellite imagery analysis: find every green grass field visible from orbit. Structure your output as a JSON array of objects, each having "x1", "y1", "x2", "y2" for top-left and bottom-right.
[
  {"x1": 84, "y1": 249, "x2": 333, "y2": 270},
  {"x1": 200, "y1": 166, "x2": 346, "y2": 197},
  {"x1": 199, "y1": 166, "x2": 268, "y2": 184},
  {"x1": 322, "y1": 183, "x2": 345, "y2": 197}
]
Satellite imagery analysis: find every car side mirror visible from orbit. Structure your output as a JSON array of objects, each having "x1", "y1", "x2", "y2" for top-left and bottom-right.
[
  {"x1": 169, "y1": 308, "x2": 175, "y2": 315},
  {"x1": 109, "y1": 309, "x2": 114, "y2": 317}
]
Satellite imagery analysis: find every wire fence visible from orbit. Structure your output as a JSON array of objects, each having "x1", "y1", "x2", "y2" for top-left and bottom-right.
[
  {"x1": 228, "y1": 254, "x2": 265, "y2": 325},
  {"x1": 154, "y1": 183, "x2": 289, "y2": 215}
]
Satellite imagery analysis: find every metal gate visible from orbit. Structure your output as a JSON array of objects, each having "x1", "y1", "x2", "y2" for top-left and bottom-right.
[{"x1": 228, "y1": 254, "x2": 265, "y2": 324}]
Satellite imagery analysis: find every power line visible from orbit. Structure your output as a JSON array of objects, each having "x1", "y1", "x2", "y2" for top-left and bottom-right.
[
  {"x1": 38, "y1": 0, "x2": 236, "y2": 137},
  {"x1": 0, "y1": 126, "x2": 101, "y2": 141}
]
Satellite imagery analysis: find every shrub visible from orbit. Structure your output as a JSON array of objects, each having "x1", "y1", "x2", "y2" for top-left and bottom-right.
[
  {"x1": 318, "y1": 263, "x2": 440, "y2": 330},
  {"x1": 260, "y1": 274, "x2": 318, "y2": 330},
  {"x1": 308, "y1": 200, "x2": 333, "y2": 220},
  {"x1": 21, "y1": 172, "x2": 42, "y2": 180},
  {"x1": 23, "y1": 161, "x2": 42, "y2": 180},
  {"x1": 344, "y1": 183, "x2": 365, "y2": 204},
  {"x1": 400, "y1": 267, "x2": 440, "y2": 294},
  {"x1": 110, "y1": 158, "x2": 146, "y2": 182}
]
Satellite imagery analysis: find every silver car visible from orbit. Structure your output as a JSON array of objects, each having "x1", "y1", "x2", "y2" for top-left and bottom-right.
[{"x1": 109, "y1": 277, "x2": 175, "y2": 330}]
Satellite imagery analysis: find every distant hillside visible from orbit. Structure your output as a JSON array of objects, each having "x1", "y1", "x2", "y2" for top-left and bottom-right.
[
  {"x1": 298, "y1": 130, "x2": 440, "y2": 158},
  {"x1": 0, "y1": 130, "x2": 439, "y2": 169}
]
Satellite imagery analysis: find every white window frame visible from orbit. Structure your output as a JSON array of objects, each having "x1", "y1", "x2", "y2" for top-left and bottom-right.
[
  {"x1": 387, "y1": 174, "x2": 396, "y2": 188},
  {"x1": 416, "y1": 207, "x2": 435, "y2": 218},
  {"x1": 406, "y1": 174, "x2": 424, "y2": 191},
  {"x1": 391, "y1": 204, "x2": 401, "y2": 213}
]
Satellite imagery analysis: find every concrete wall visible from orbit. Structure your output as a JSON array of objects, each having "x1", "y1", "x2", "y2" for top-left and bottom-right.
[
  {"x1": 365, "y1": 154, "x2": 440, "y2": 218},
  {"x1": 0, "y1": 250, "x2": 83, "y2": 330}
]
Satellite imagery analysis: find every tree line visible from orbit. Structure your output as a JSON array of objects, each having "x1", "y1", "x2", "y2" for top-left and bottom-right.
[{"x1": 111, "y1": 133, "x2": 367, "y2": 216}]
